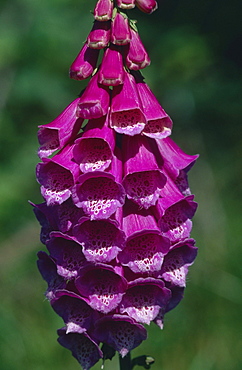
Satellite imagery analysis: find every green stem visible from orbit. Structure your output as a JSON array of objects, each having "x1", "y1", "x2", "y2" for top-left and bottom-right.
[{"x1": 119, "y1": 352, "x2": 132, "y2": 370}]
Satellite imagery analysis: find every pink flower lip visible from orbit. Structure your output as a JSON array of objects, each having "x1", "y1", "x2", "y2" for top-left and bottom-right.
[{"x1": 93, "y1": 0, "x2": 114, "y2": 21}]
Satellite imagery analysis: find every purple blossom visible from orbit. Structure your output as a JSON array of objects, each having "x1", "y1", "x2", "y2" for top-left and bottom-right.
[
  {"x1": 93, "y1": 0, "x2": 114, "y2": 22},
  {"x1": 34, "y1": 1, "x2": 198, "y2": 367},
  {"x1": 69, "y1": 43, "x2": 100, "y2": 80}
]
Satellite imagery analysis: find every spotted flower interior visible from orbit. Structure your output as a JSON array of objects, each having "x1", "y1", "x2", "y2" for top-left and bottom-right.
[{"x1": 34, "y1": 1, "x2": 198, "y2": 369}]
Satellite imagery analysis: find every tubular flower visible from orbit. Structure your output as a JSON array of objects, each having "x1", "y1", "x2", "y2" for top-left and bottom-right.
[{"x1": 34, "y1": 1, "x2": 199, "y2": 368}]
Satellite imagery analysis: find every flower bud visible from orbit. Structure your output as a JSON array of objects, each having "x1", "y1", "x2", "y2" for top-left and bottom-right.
[{"x1": 93, "y1": 0, "x2": 113, "y2": 21}]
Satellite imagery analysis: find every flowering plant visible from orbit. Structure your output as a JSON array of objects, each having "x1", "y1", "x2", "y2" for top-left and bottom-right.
[{"x1": 33, "y1": 1, "x2": 198, "y2": 369}]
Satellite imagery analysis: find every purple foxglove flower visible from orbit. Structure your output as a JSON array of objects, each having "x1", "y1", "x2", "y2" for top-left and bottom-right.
[
  {"x1": 98, "y1": 44, "x2": 125, "y2": 86},
  {"x1": 37, "y1": 98, "x2": 83, "y2": 159},
  {"x1": 135, "y1": 0, "x2": 158, "y2": 14},
  {"x1": 116, "y1": 0, "x2": 136, "y2": 10},
  {"x1": 73, "y1": 216, "x2": 125, "y2": 263},
  {"x1": 31, "y1": 199, "x2": 84, "y2": 242},
  {"x1": 132, "y1": 72, "x2": 173, "y2": 139},
  {"x1": 118, "y1": 201, "x2": 170, "y2": 273},
  {"x1": 93, "y1": 0, "x2": 114, "y2": 21},
  {"x1": 110, "y1": 12, "x2": 131, "y2": 45},
  {"x1": 110, "y1": 72, "x2": 146, "y2": 135},
  {"x1": 87, "y1": 20, "x2": 111, "y2": 49},
  {"x1": 73, "y1": 115, "x2": 115, "y2": 173},
  {"x1": 77, "y1": 72, "x2": 110, "y2": 119},
  {"x1": 94, "y1": 314, "x2": 147, "y2": 357},
  {"x1": 75, "y1": 264, "x2": 128, "y2": 313},
  {"x1": 160, "y1": 238, "x2": 198, "y2": 287},
  {"x1": 69, "y1": 43, "x2": 100, "y2": 80},
  {"x1": 159, "y1": 195, "x2": 198, "y2": 243},
  {"x1": 36, "y1": 142, "x2": 80, "y2": 206},
  {"x1": 52, "y1": 295, "x2": 99, "y2": 334},
  {"x1": 30, "y1": 201, "x2": 58, "y2": 244},
  {"x1": 122, "y1": 135, "x2": 166, "y2": 208},
  {"x1": 37, "y1": 251, "x2": 68, "y2": 303},
  {"x1": 154, "y1": 137, "x2": 199, "y2": 181},
  {"x1": 72, "y1": 150, "x2": 125, "y2": 220},
  {"x1": 119, "y1": 277, "x2": 171, "y2": 324},
  {"x1": 46, "y1": 232, "x2": 87, "y2": 280},
  {"x1": 57, "y1": 328, "x2": 103, "y2": 370},
  {"x1": 153, "y1": 286, "x2": 184, "y2": 329},
  {"x1": 125, "y1": 28, "x2": 151, "y2": 70}
]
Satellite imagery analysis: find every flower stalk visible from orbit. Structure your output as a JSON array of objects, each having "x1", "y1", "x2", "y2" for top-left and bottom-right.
[{"x1": 33, "y1": 1, "x2": 198, "y2": 369}]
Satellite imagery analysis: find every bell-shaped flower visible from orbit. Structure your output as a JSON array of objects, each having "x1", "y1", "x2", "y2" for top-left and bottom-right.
[
  {"x1": 46, "y1": 232, "x2": 87, "y2": 280},
  {"x1": 153, "y1": 286, "x2": 185, "y2": 329},
  {"x1": 125, "y1": 28, "x2": 151, "y2": 70},
  {"x1": 73, "y1": 216, "x2": 125, "y2": 263},
  {"x1": 73, "y1": 115, "x2": 115, "y2": 173},
  {"x1": 98, "y1": 44, "x2": 125, "y2": 86},
  {"x1": 154, "y1": 137, "x2": 199, "y2": 181},
  {"x1": 159, "y1": 195, "x2": 198, "y2": 243},
  {"x1": 77, "y1": 72, "x2": 110, "y2": 119},
  {"x1": 132, "y1": 72, "x2": 172, "y2": 139},
  {"x1": 94, "y1": 314, "x2": 147, "y2": 357},
  {"x1": 75, "y1": 264, "x2": 128, "y2": 314},
  {"x1": 118, "y1": 201, "x2": 170, "y2": 273},
  {"x1": 110, "y1": 12, "x2": 131, "y2": 45},
  {"x1": 119, "y1": 277, "x2": 171, "y2": 324},
  {"x1": 57, "y1": 328, "x2": 103, "y2": 370},
  {"x1": 52, "y1": 295, "x2": 99, "y2": 334},
  {"x1": 37, "y1": 98, "x2": 83, "y2": 159},
  {"x1": 31, "y1": 199, "x2": 84, "y2": 243},
  {"x1": 72, "y1": 150, "x2": 125, "y2": 220},
  {"x1": 110, "y1": 72, "x2": 146, "y2": 135},
  {"x1": 37, "y1": 251, "x2": 68, "y2": 303},
  {"x1": 135, "y1": 0, "x2": 158, "y2": 14},
  {"x1": 116, "y1": 0, "x2": 135, "y2": 9},
  {"x1": 87, "y1": 20, "x2": 111, "y2": 49},
  {"x1": 93, "y1": 0, "x2": 113, "y2": 21},
  {"x1": 122, "y1": 135, "x2": 166, "y2": 208},
  {"x1": 36, "y1": 142, "x2": 80, "y2": 206},
  {"x1": 69, "y1": 43, "x2": 100, "y2": 80},
  {"x1": 159, "y1": 238, "x2": 198, "y2": 287}
]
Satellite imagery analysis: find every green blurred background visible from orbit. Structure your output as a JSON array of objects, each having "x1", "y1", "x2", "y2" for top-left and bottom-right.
[{"x1": 0, "y1": 0, "x2": 241, "y2": 369}]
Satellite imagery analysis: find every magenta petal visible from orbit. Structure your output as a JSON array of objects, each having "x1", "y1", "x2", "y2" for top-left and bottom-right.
[
  {"x1": 98, "y1": 44, "x2": 125, "y2": 86},
  {"x1": 125, "y1": 28, "x2": 151, "y2": 70},
  {"x1": 46, "y1": 232, "x2": 87, "y2": 279},
  {"x1": 37, "y1": 98, "x2": 83, "y2": 158},
  {"x1": 120, "y1": 277, "x2": 171, "y2": 324},
  {"x1": 155, "y1": 137, "x2": 199, "y2": 179},
  {"x1": 69, "y1": 43, "x2": 100, "y2": 80},
  {"x1": 159, "y1": 195, "x2": 198, "y2": 243},
  {"x1": 77, "y1": 72, "x2": 110, "y2": 119},
  {"x1": 110, "y1": 72, "x2": 146, "y2": 135},
  {"x1": 52, "y1": 295, "x2": 98, "y2": 334},
  {"x1": 94, "y1": 314, "x2": 147, "y2": 357},
  {"x1": 122, "y1": 135, "x2": 166, "y2": 208},
  {"x1": 57, "y1": 329, "x2": 103, "y2": 370},
  {"x1": 75, "y1": 264, "x2": 127, "y2": 313},
  {"x1": 161, "y1": 238, "x2": 198, "y2": 287},
  {"x1": 36, "y1": 143, "x2": 80, "y2": 206},
  {"x1": 37, "y1": 251, "x2": 67, "y2": 302},
  {"x1": 72, "y1": 153, "x2": 125, "y2": 220},
  {"x1": 132, "y1": 73, "x2": 172, "y2": 139},
  {"x1": 87, "y1": 20, "x2": 111, "y2": 49},
  {"x1": 73, "y1": 217, "x2": 125, "y2": 263},
  {"x1": 111, "y1": 12, "x2": 131, "y2": 45},
  {"x1": 93, "y1": 0, "x2": 114, "y2": 21},
  {"x1": 116, "y1": 0, "x2": 135, "y2": 9},
  {"x1": 73, "y1": 115, "x2": 115, "y2": 173},
  {"x1": 119, "y1": 201, "x2": 170, "y2": 273},
  {"x1": 135, "y1": 0, "x2": 158, "y2": 14}
]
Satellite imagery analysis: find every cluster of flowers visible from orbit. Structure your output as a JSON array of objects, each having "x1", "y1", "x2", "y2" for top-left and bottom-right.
[{"x1": 33, "y1": 0, "x2": 198, "y2": 369}]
